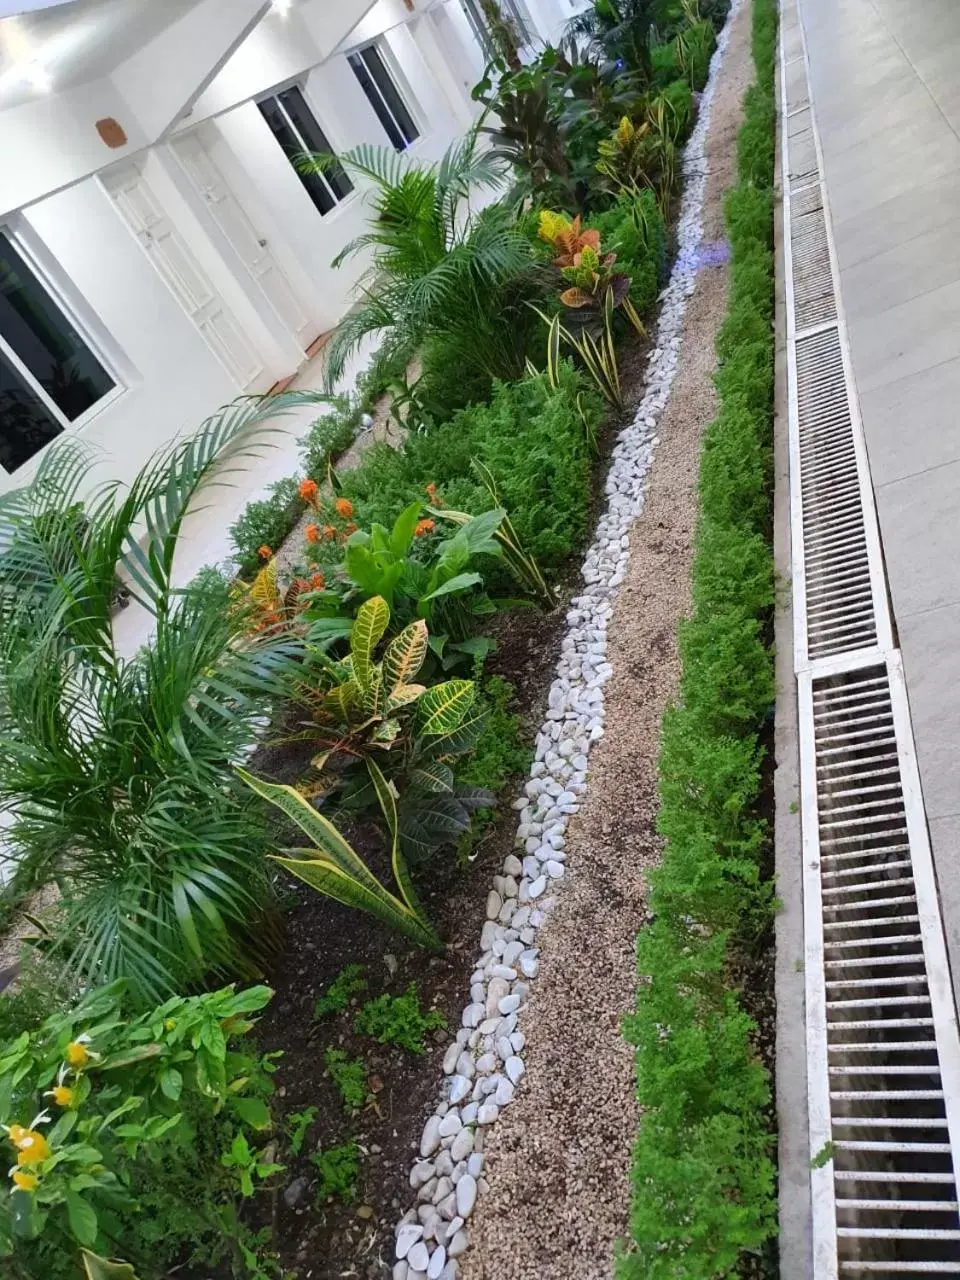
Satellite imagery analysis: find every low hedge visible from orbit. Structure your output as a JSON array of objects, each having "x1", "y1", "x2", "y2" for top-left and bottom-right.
[{"x1": 618, "y1": 0, "x2": 779, "y2": 1276}]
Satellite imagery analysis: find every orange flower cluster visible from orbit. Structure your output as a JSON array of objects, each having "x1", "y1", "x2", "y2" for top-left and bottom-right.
[
  {"x1": 414, "y1": 518, "x2": 435, "y2": 538},
  {"x1": 334, "y1": 498, "x2": 353, "y2": 519},
  {"x1": 299, "y1": 477, "x2": 319, "y2": 504},
  {"x1": 257, "y1": 544, "x2": 272, "y2": 562},
  {"x1": 305, "y1": 523, "x2": 320, "y2": 543},
  {"x1": 424, "y1": 482, "x2": 444, "y2": 508}
]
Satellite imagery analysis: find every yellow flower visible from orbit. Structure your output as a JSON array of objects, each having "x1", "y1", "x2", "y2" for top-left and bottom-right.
[
  {"x1": 14, "y1": 1131, "x2": 50, "y2": 1165},
  {"x1": 164, "y1": 1018, "x2": 176, "y2": 1032},
  {"x1": 66, "y1": 1041, "x2": 89, "y2": 1068},
  {"x1": 11, "y1": 1170, "x2": 38, "y2": 1192},
  {"x1": 51, "y1": 1085, "x2": 75, "y2": 1108},
  {"x1": 6, "y1": 1125, "x2": 28, "y2": 1146}
]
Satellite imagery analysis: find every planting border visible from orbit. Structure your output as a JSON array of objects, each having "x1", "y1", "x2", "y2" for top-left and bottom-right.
[{"x1": 389, "y1": 5, "x2": 744, "y2": 1275}]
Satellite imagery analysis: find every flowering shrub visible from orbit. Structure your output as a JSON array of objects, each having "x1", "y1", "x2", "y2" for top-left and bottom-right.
[{"x1": 0, "y1": 982, "x2": 280, "y2": 1280}]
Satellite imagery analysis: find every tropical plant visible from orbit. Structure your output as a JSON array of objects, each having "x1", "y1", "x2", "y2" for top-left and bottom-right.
[
  {"x1": 298, "y1": 135, "x2": 548, "y2": 387},
  {"x1": 305, "y1": 502, "x2": 508, "y2": 670},
  {"x1": 540, "y1": 292, "x2": 626, "y2": 410},
  {"x1": 291, "y1": 596, "x2": 494, "y2": 859},
  {"x1": 0, "y1": 392, "x2": 320, "y2": 1003},
  {"x1": 237, "y1": 754, "x2": 440, "y2": 947},
  {"x1": 538, "y1": 209, "x2": 646, "y2": 333},
  {"x1": 565, "y1": 0, "x2": 659, "y2": 82},
  {"x1": 0, "y1": 981, "x2": 279, "y2": 1280}
]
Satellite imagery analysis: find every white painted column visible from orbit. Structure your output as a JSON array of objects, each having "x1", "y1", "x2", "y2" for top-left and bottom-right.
[{"x1": 410, "y1": 10, "x2": 480, "y2": 129}]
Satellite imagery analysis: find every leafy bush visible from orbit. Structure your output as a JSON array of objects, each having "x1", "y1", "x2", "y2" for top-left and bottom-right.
[
  {"x1": 324, "y1": 1048, "x2": 370, "y2": 1114},
  {"x1": 340, "y1": 364, "x2": 601, "y2": 574},
  {"x1": 619, "y1": 0, "x2": 779, "y2": 1274},
  {"x1": 229, "y1": 475, "x2": 305, "y2": 578},
  {"x1": 313, "y1": 964, "x2": 368, "y2": 1020},
  {"x1": 299, "y1": 396, "x2": 360, "y2": 483},
  {"x1": 587, "y1": 189, "x2": 667, "y2": 316},
  {"x1": 310, "y1": 1142, "x2": 359, "y2": 1205},
  {"x1": 354, "y1": 983, "x2": 446, "y2": 1054},
  {"x1": 0, "y1": 982, "x2": 279, "y2": 1280},
  {"x1": 456, "y1": 675, "x2": 532, "y2": 856}
]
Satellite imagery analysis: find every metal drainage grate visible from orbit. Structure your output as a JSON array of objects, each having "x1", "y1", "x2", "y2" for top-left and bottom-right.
[
  {"x1": 785, "y1": 54, "x2": 810, "y2": 113},
  {"x1": 802, "y1": 663, "x2": 960, "y2": 1276},
  {"x1": 795, "y1": 328, "x2": 880, "y2": 659},
  {"x1": 792, "y1": 203, "x2": 837, "y2": 329},
  {"x1": 788, "y1": 128, "x2": 820, "y2": 190}
]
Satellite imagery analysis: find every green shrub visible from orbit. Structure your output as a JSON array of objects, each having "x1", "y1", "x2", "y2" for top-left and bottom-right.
[
  {"x1": 0, "y1": 982, "x2": 280, "y2": 1280},
  {"x1": 313, "y1": 963, "x2": 368, "y2": 1020},
  {"x1": 310, "y1": 1141, "x2": 359, "y2": 1205},
  {"x1": 456, "y1": 675, "x2": 532, "y2": 856},
  {"x1": 324, "y1": 1048, "x2": 371, "y2": 1114},
  {"x1": 418, "y1": 332, "x2": 495, "y2": 422},
  {"x1": 619, "y1": 0, "x2": 779, "y2": 1273},
  {"x1": 229, "y1": 475, "x2": 304, "y2": 577},
  {"x1": 354, "y1": 983, "x2": 446, "y2": 1054},
  {"x1": 340, "y1": 364, "x2": 602, "y2": 573},
  {"x1": 299, "y1": 396, "x2": 360, "y2": 483}
]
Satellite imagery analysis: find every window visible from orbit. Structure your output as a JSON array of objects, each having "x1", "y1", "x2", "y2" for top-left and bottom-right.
[
  {"x1": 460, "y1": 0, "x2": 530, "y2": 61},
  {"x1": 348, "y1": 45, "x2": 420, "y2": 152},
  {"x1": 257, "y1": 86, "x2": 353, "y2": 217},
  {"x1": 0, "y1": 230, "x2": 115, "y2": 474}
]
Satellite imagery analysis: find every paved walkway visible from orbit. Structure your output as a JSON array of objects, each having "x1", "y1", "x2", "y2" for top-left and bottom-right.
[{"x1": 800, "y1": 0, "x2": 960, "y2": 1002}]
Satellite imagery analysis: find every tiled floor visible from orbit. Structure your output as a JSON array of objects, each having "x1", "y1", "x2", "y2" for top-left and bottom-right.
[{"x1": 801, "y1": 0, "x2": 960, "y2": 953}]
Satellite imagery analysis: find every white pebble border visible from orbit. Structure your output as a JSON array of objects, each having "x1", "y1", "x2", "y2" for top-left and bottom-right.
[{"x1": 390, "y1": 9, "x2": 740, "y2": 1277}]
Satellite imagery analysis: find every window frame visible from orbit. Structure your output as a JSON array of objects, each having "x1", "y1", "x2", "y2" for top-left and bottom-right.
[
  {"x1": 255, "y1": 83, "x2": 355, "y2": 219},
  {"x1": 347, "y1": 41, "x2": 421, "y2": 153},
  {"x1": 0, "y1": 224, "x2": 123, "y2": 461}
]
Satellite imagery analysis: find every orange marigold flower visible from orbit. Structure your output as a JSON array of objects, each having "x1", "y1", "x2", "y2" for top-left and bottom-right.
[
  {"x1": 334, "y1": 498, "x2": 353, "y2": 519},
  {"x1": 257, "y1": 545, "x2": 272, "y2": 562},
  {"x1": 321, "y1": 524, "x2": 337, "y2": 541},
  {"x1": 414, "y1": 518, "x2": 435, "y2": 537},
  {"x1": 310, "y1": 572, "x2": 326, "y2": 590},
  {"x1": 299, "y1": 478, "x2": 319, "y2": 503},
  {"x1": 11, "y1": 1170, "x2": 38, "y2": 1192},
  {"x1": 305, "y1": 523, "x2": 320, "y2": 543}
]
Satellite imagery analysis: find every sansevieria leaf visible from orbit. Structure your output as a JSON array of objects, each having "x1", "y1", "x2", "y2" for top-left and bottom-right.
[
  {"x1": 236, "y1": 767, "x2": 439, "y2": 948},
  {"x1": 418, "y1": 680, "x2": 475, "y2": 736},
  {"x1": 351, "y1": 595, "x2": 390, "y2": 693},
  {"x1": 382, "y1": 619, "x2": 428, "y2": 694}
]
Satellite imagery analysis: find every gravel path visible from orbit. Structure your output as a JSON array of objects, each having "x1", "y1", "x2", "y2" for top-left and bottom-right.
[{"x1": 459, "y1": 6, "x2": 756, "y2": 1277}]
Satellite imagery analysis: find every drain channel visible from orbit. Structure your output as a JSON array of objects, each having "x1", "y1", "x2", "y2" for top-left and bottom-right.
[{"x1": 780, "y1": 2, "x2": 960, "y2": 1275}]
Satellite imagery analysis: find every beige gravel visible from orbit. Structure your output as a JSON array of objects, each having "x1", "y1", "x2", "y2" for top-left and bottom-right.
[{"x1": 461, "y1": 6, "x2": 756, "y2": 1277}]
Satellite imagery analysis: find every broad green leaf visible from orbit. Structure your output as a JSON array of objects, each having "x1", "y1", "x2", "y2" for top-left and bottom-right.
[
  {"x1": 458, "y1": 508, "x2": 505, "y2": 555},
  {"x1": 408, "y1": 761, "x2": 454, "y2": 793},
  {"x1": 160, "y1": 1068, "x2": 182, "y2": 1101},
  {"x1": 420, "y1": 572, "x2": 483, "y2": 603},
  {"x1": 98, "y1": 1044, "x2": 163, "y2": 1070},
  {"x1": 381, "y1": 620, "x2": 428, "y2": 693},
  {"x1": 219, "y1": 985, "x2": 273, "y2": 1016},
  {"x1": 351, "y1": 596, "x2": 390, "y2": 692},
  {"x1": 231, "y1": 1096, "x2": 271, "y2": 1130},
  {"x1": 390, "y1": 502, "x2": 422, "y2": 556},
  {"x1": 66, "y1": 1191, "x2": 99, "y2": 1247},
  {"x1": 81, "y1": 1249, "x2": 140, "y2": 1280},
  {"x1": 418, "y1": 680, "x2": 476, "y2": 736}
]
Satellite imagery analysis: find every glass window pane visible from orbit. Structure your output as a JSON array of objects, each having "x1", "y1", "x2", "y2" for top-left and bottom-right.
[
  {"x1": 348, "y1": 52, "x2": 405, "y2": 151},
  {"x1": 361, "y1": 47, "x2": 419, "y2": 148},
  {"x1": 257, "y1": 96, "x2": 335, "y2": 215},
  {"x1": 0, "y1": 349, "x2": 64, "y2": 472},
  {"x1": 0, "y1": 232, "x2": 113, "y2": 423},
  {"x1": 276, "y1": 87, "x2": 354, "y2": 202}
]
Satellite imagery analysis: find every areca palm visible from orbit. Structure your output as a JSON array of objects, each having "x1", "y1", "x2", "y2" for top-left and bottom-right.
[
  {"x1": 300, "y1": 134, "x2": 549, "y2": 388},
  {"x1": 0, "y1": 392, "x2": 321, "y2": 1004}
]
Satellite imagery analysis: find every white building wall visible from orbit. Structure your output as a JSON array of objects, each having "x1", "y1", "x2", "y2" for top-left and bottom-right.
[{"x1": 14, "y1": 179, "x2": 237, "y2": 496}]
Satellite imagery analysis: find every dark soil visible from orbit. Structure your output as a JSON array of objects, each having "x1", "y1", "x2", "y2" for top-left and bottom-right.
[{"x1": 194, "y1": 329, "x2": 653, "y2": 1280}]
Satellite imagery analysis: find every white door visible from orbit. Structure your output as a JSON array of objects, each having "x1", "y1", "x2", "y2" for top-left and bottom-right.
[
  {"x1": 174, "y1": 132, "x2": 313, "y2": 348},
  {"x1": 102, "y1": 164, "x2": 264, "y2": 391}
]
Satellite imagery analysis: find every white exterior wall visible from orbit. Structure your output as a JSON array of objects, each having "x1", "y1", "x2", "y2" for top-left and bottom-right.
[{"x1": 0, "y1": 0, "x2": 575, "y2": 499}]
